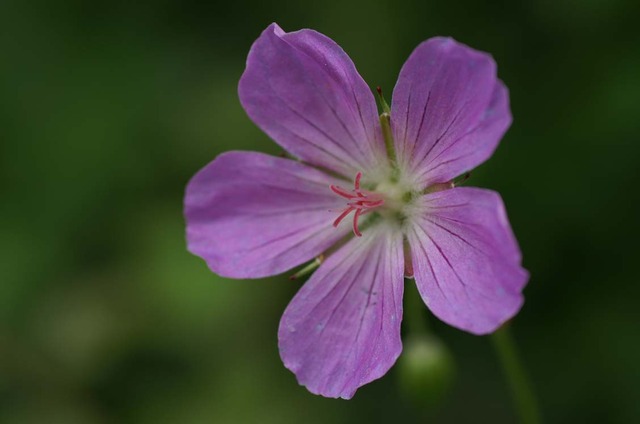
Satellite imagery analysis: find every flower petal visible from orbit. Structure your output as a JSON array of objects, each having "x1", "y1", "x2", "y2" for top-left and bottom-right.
[
  {"x1": 278, "y1": 224, "x2": 404, "y2": 399},
  {"x1": 185, "y1": 151, "x2": 350, "y2": 278},
  {"x1": 239, "y1": 23, "x2": 387, "y2": 178},
  {"x1": 407, "y1": 188, "x2": 528, "y2": 334},
  {"x1": 391, "y1": 37, "x2": 512, "y2": 187}
]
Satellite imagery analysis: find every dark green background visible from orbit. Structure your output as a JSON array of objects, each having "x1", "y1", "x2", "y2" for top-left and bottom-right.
[{"x1": 2, "y1": 0, "x2": 639, "y2": 423}]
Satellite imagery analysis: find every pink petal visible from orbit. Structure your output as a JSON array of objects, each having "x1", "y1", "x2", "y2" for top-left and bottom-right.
[
  {"x1": 239, "y1": 23, "x2": 386, "y2": 178},
  {"x1": 391, "y1": 37, "x2": 512, "y2": 187},
  {"x1": 184, "y1": 151, "x2": 350, "y2": 278},
  {"x1": 408, "y1": 188, "x2": 528, "y2": 335},
  {"x1": 278, "y1": 224, "x2": 404, "y2": 399}
]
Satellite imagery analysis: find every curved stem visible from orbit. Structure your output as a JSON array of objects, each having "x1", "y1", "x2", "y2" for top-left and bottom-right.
[{"x1": 491, "y1": 325, "x2": 542, "y2": 424}]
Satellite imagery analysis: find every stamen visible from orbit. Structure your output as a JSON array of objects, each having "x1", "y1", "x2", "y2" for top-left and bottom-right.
[{"x1": 330, "y1": 172, "x2": 384, "y2": 237}]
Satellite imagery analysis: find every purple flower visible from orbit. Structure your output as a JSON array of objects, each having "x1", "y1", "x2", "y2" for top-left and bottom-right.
[{"x1": 184, "y1": 23, "x2": 528, "y2": 399}]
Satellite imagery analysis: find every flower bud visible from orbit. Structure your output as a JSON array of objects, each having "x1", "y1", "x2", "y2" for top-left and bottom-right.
[{"x1": 397, "y1": 334, "x2": 455, "y2": 409}]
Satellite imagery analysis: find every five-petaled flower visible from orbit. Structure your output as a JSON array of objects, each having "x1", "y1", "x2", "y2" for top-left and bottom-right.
[{"x1": 185, "y1": 23, "x2": 529, "y2": 399}]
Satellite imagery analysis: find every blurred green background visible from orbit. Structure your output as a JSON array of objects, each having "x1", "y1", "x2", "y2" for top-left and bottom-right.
[{"x1": 2, "y1": 0, "x2": 639, "y2": 423}]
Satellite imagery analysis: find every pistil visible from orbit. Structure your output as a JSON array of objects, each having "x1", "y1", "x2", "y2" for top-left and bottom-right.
[{"x1": 330, "y1": 172, "x2": 384, "y2": 237}]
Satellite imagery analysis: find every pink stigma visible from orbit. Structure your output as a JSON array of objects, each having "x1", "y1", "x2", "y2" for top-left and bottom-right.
[{"x1": 330, "y1": 172, "x2": 384, "y2": 237}]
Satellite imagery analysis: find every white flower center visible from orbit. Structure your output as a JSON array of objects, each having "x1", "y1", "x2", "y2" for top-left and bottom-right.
[{"x1": 330, "y1": 172, "x2": 418, "y2": 236}]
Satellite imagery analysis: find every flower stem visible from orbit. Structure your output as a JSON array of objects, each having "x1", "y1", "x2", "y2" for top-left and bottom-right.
[{"x1": 491, "y1": 325, "x2": 542, "y2": 424}]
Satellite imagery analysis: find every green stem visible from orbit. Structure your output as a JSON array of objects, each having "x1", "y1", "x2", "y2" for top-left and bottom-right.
[{"x1": 491, "y1": 325, "x2": 542, "y2": 424}]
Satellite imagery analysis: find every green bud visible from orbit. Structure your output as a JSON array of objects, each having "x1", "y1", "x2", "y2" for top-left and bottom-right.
[
  {"x1": 289, "y1": 256, "x2": 323, "y2": 280},
  {"x1": 379, "y1": 112, "x2": 396, "y2": 164},
  {"x1": 397, "y1": 334, "x2": 455, "y2": 410},
  {"x1": 376, "y1": 86, "x2": 391, "y2": 114}
]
